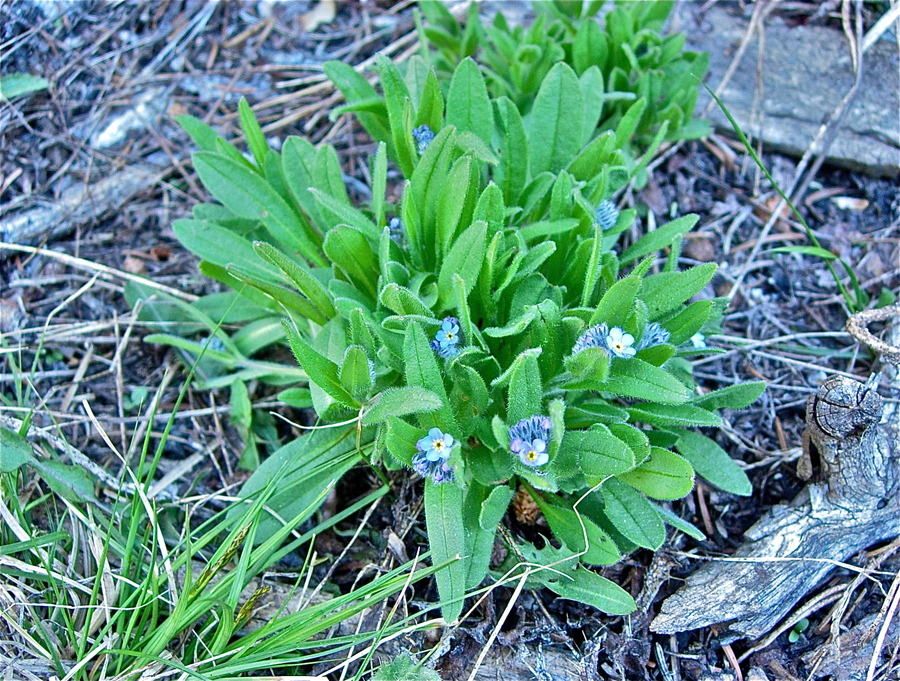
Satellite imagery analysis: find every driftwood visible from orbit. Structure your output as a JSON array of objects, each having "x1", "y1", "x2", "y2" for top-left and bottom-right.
[{"x1": 652, "y1": 308, "x2": 900, "y2": 642}]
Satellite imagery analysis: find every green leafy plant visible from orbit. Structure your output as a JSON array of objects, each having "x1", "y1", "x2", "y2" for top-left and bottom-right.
[
  {"x1": 328, "y1": 0, "x2": 708, "y2": 179},
  {"x1": 135, "y1": 29, "x2": 762, "y2": 624}
]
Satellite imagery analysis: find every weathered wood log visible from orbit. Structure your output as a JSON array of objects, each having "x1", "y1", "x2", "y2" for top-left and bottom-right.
[{"x1": 651, "y1": 340, "x2": 900, "y2": 641}]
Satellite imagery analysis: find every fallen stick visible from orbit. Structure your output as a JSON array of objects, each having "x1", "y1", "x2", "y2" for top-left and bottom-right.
[
  {"x1": 0, "y1": 153, "x2": 169, "y2": 257},
  {"x1": 651, "y1": 307, "x2": 900, "y2": 642}
]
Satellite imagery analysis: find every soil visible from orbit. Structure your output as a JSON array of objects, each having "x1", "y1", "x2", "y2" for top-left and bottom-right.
[{"x1": 1, "y1": 1, "x2": 898, "y2": 680}]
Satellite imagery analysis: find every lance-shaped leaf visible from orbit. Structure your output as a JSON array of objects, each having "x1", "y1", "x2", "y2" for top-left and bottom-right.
[
  {"x1": 283, "y1": 321, "x2": 358, "y2": 407},
  {"x1": 528, "y1": 62, "x2": 584, "y2": 175},
  {"x1": 446, "y1": 58, "x2": 493, "y2": 147},
  {"x1": 673, "y1": 429, "x2": 752, "y2": 496},
  {"x1": 438, "y1": 220, "x2": 487, "y2": 308},
  {"x1": 192, "y1": 152, "x2": 323, "y2": 265},
  {"x1": 618, "y1": 447, "x2": 694, "y2": 500},
  {"x1": 362, "y1": 387, "x2": 443, "y2": 426},
  {"x1": 425, "y1": 480, "x2": 467, "y2": 624}
]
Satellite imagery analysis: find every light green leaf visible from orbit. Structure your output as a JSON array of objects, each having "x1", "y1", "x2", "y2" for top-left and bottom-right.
[
  {"x1": 590, "y1": 275, "x2": 641, "y2": 326},
  {"x1": 559, "y1": 424, "x2": 635, "y2": 478},
  {"x1": 492, "y1": 97, "x2": 529, "y2": 205},
  {"x1": 621, "y1": 215, "x2": 699, "y2": 265},
  {"x1": 339, "y1": 345, "x2": 374, "y2": 401},
  {"x1": 0, "y1": 73, "x2": 48, "y2": 100},
  {"x1": 649, "y1": 500, "x2": 706, "y2": 541},
  {"x1": 479, "y1": 484, "x2": 514, "y2": 531},
  {"x1": 542, "y1": 565, "x2": 636, "y2": 615},
  {"x1": 323, "y1": 225, "x2": 379, "y2": 299},
  {"x1": 690, "y1": 382, "x2": 766, "y2": 411},
  {"x1": 173, "y1": 219, "x2": 280, "y2": 282},
  {"x1": 446, "y1": 58, "x2": 493, "y2": 147},
  {"x1": 639, "y1": 263, "x2": 717, "y2": 319},
  {"x1": 0, "y1": 426, "x2": 34, "y2": 472},
  {"x1": 663, "y1": 299, "x2": 713, "y2": 345},
  {"x1": 599, "y1": 477, "x2": 665, "y2": 550},
  {"x1": 404, "y1": 323, "x2": 455, "y2": 432},
  {"x1": 627, "y1": 403, "x2": 721, "y2": 428},
  {"x1": 33, "y1": 460, "x2": 98, "y2": 504},
  {"x1": 362, "y1": 387, "x2": 444, "y2": 426},
  {"x1": 601, "y1": 358, "x2": 690, "y2": 404},
  {"x1": 674, "y1": 429, "x2": 752, "y2": 496},
  {"x1": 618, "y1": 447, "x2": 694, "y2": 500},
  {"x1": 528, "y1": 62, "x2": 584, "y2": 175},
  {"x1": 537, "y1": 496, "x2": 620, "y2": 566},
  {"x1": 425, "y1": 480, "x2": 467, "y2": 624},
  {"x1": 438, "y1": 220, "x2": 487, "y2": 308},
  {"x1": 238, "y1": 97, "x2": 268, "y2": 168},
  {"x1": 253, "y1": 241, "x2": 336, "y2": 320},
  {"x1": 192, "y1": 152, "x2": 323, "y2": 264},
  {"x1": 283, "y1": 321, "x2": 358, "y2": 408},
  {"x1": 507, "y1": 351, "x2": 543, "y2": 425},
  {"x1": 379, "y1": 284, "x2": 434, "y2": 318}
]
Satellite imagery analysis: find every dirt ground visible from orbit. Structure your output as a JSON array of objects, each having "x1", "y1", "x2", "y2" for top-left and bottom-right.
[{"x1": 1, "y1": 1, "x2": 898, "y2": 679}]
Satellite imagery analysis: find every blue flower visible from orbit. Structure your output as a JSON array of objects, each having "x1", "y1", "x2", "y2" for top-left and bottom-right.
[
  {"x1": 571, "y1": 323, "x2": 636, "y2": 359},
  {"x1": 594, "y1": 200, "x2": 620, "y2": 231},
  {"x1": 416, "y1": 427, "x2": 454, "y2": 462},
  {"x1": 413, "y1": 125, "x2": 435, "y2": 154},
  {"x1": 412, "y1": 451, "x2": 454, "y2": 483},
  {"x1": 636, "y1": 322, "x2": 671, "y2": 350},
  {"x1": 509, "y1": 416, "x2": 552, "y2": 468},
  {"x1": 431, "y1": 317, "x2": 462, "y2": 359},
  {"x1": 572, "y1": 322, "x2": 611, "y2": 355},
  {"x1": 413, "y1": 427, "x2": 455, "y2": 483},
  {"x1": 388, "y1": 216, "x2": 404, "y2": 242}
]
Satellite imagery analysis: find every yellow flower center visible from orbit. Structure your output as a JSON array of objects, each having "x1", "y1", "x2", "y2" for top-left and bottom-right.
[
  {"x1": 526, "y1": 449, "x2": 538, "y2": 461},
  {"x1": 433, "y1": 440, "x2": 444, "y2": 451}
]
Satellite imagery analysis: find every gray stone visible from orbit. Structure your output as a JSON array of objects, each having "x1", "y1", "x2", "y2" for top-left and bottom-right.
[{"x1": 675, "y1": 4, "x2": 900, "y2": 178}]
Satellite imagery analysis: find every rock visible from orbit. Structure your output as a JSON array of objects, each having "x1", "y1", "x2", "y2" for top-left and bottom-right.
[{"x1": 675, "y1": 4, "x2": 900, "y2": 178}]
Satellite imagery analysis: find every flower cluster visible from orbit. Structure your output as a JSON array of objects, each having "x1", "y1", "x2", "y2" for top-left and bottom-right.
[
  {"x1": 430, "y1": 317, "x2": 463, "y2": 359},
  {"x1": 572, "y1": 323, "x2": 635, "y2": 358},
  {"x1": 413, "y1": 428, "x2": 455, "y2": 483},
  {"x1": 509, "y1": 415, "x2": 552, "y2": 468},
  {"x1": 571, "y1": 322, "x2": 672, "y2": 359},
  {"x1": 594, "y1": 200, "x2": 620, "y2": 231},
  {"x1": 635, "y1": 322, "x2": 671, "y2": 350},
  {"x1": 413, "y1": 125, "x2": 435, "y2": 154},
  {"x1": 388, "y1": 216, "x2": 404, "y2": 243}
]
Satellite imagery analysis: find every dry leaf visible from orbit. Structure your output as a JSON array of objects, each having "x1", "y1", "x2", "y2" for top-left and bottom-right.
[{"x1": 300, "y1": 0, "x2": 336, "y2": 32}]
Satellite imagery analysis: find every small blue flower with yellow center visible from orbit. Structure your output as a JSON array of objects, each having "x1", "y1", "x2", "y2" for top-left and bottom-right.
[
  {"x1": 509, "y1": 415, "x2": 552, "y2": 468},
  {"x1": 413, "y1": 427, "x2": 455, "y2": 483},
  {"x1": 430, "y1": 317, "x2": 462, "y2": 359}
]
